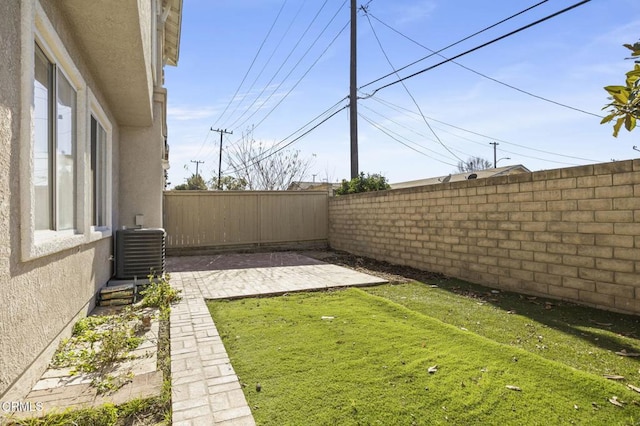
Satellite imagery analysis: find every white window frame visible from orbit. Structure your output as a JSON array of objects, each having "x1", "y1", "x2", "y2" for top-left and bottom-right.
[
  {"x1": 20, "y1": 2, "x2": 88, "y2": 260},
  {"x1": 88, "y1": 90, "x2": 113, "y2": 241}
]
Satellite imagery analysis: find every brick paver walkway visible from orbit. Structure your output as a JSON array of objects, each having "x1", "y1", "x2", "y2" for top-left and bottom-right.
[{"x1": 167, "y1": 252, "x2": 387, "y2": 425}]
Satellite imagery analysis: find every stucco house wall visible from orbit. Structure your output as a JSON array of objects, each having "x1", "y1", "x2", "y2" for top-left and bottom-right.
[
  {"x1": 119, "y1": 90, "x2": 168, "y2": 229},
  {"x1": 0, "y1": 0, "x2": 180, "y2": 400}
]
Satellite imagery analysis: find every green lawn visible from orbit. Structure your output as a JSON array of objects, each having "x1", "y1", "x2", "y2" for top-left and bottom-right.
[
  {"x1": 366, "y1": 280, "x2": 640, "y2": 380},
  {"x1": 208, "y1": 287, "x2": 640, "y2": 425}
]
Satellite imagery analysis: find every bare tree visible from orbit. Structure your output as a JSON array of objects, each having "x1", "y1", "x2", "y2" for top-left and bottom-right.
[
  {"x1": 457, "y1": 156, "x2": 493, "y2": 173},
  {"x1": 224, "y1": 127, "x2": 314, "y2": 190}
]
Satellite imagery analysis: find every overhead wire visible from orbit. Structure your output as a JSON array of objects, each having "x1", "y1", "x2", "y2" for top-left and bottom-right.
[
  {"x1": 220, "y1": 0, "x2": 333, "y2": 130},
  {"x1": 359, "y1": 103, "x2": 456, "y2": 159},
  {"x1": 222, "y1": 101, "x2": 349, "y2": 174},
  {"x1": 363, "y1": 0, "x2": 592, "y2": 97},
  {"x1": 359, "y1": 113, "x2": 458, "y2": 167},
  {"x1": 230, "y1": 19, "x2": 350, "y2": 133},
  {"x1": 367, "y1": 12, "x2": 602, "y2": 118},
  {"x1": 218, "y1": 0, "x2": 309, "y2": 129},
  {"x1": 359, "y1": 104, "x2": 458, "y2": 162},
  {"x1": 364, "y1": 10, "x2": 464, "y2": 162},
  {"x1": 218, "y1": 97, "x2": 347, "y2": 172},
  {"x1": 212, "y1": 2, "x2": 350, "y2": 176},
  {"x1": 370, "y1": 95, "x2": 600, "y2": 164},
  {"x1": 193, "y1": 0, "x2": 288, "y2": 162},
  {"x1": 359, "y1": 0, "x2": 550, "y2": 91},
  {"x1": 365, "y1": 101, "x2": 585, "y2": 167},
  {"x1": 208, "y1": 0, "x2": 341, "y2": 162},
  {"x1": 230, "y1": 0, "x2": 347, "y2": 129},
  {"x1": 209, "y1": 0, "x2": 289, "y2": 129}
]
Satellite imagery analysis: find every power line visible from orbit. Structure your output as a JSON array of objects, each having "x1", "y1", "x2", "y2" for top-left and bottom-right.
[
  {"x1": 367, "y1": 12, "x2": 602, "y2": 118},
  {"x1": 221, "y1": 98, "x2": 348, "y2": 174},
  {"x1": 359, "y1": 105, "x2": 459, "y2": 163},
  {"x1": 218, "y1": 0, "x2": 308, "y2": 129},
  {"x1": 359, "y1": 113, "x2": 458, "y2": 167},
  {"x1": 231, "y1": 0, "x2": 349, "y2": 132},
  {"x1": 220, "y1": 0, "x2": 328, "y2": 130},
  {"x1": 223, "y1": 103, "x2": 349, "y2": 175},
  {"x1": 210, "y1": 0, "x2": 289, "y2": 129},
  {"x1": 360, "y1": 0, "x2": 551, "y2": 91},
  {"x1": 364, "y1": 11, "x2": 463, "y2": 162},
  {"x1": 359, "y1": 103, "x2": 457, "y2": 161},
  {"x1": 369, "y1": 95, "x2": 600, "y2": 164},
  {"x1": 231, "y1": 19, "x2": 350, "y2": 133},
  {"x1": 195, "y1": 0, "x2": 289, "y2": 162},
  {"x1": 364, "y1": 0, "x2": 591, "y2": 97}
]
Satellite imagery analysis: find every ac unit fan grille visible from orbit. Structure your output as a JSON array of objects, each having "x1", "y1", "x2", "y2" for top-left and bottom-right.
[{"x1": 116, "y1": 229, "x2": 166, "y2": 279}]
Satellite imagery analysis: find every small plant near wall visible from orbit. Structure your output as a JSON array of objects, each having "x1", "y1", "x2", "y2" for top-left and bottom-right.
[
  {"x1": 139, "y1": 273, "x2": 182, "y2": 320},
  {"x1": 50, "y1": 306, "x2": 145, "y2": 393},
  {"x1": 50, "y1": 274, "x2": 181, "y2": 395}
]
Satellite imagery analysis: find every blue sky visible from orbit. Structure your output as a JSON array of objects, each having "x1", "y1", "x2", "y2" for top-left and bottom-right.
[{"x1": 165, "y1": 0, "x2": 640, "y2": 188}]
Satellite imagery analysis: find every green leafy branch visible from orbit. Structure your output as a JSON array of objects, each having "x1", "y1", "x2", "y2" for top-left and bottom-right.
[{"x1": 601, "y1": 41, "x2": 640, "y2": 137}]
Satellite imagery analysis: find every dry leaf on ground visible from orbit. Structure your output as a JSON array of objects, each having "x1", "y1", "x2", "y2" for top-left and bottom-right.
[
  {"x1": 506, "y1": 385, "x2": 521, "y2": 391},
  {"x1": 608, "y1": 396, "x2": 624, "y2": 408},
  {"x1": 603, "y1": 375, "x2": 625, "y2": 380},
  {"x1": 615, "y1": 349, "x2": 640, "y2": 357}
]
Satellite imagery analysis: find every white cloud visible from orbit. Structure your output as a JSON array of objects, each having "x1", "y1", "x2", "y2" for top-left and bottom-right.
[
  {"x1": 168, "y1": 105, "x2": 218, "y2": 121},
  {"x1": 392, "y1": 1, "x2": 437, "y2": 26}
]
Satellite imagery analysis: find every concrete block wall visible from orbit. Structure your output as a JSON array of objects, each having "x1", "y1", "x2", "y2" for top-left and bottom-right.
[{"x1": 329, "y1": 160, "x2": 640, "y2": 315}]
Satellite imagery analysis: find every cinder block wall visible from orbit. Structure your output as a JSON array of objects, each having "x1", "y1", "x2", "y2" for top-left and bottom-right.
[{"x1": 329, "y1": 160, "x2": 640, "y2": 315}]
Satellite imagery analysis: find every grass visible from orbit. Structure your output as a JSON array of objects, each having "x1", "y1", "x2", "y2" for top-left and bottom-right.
[
  {"x1": 208, "y1": 287, "x2": 640, "y2": 425},
  {"x1": 365, "y1": 280, "x2": 640, "y2": 381}
]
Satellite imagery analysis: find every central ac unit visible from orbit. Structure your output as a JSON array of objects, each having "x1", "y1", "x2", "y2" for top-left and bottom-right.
[{"x1": 115, "y1": 228, "x2": 166, "y2": 280}]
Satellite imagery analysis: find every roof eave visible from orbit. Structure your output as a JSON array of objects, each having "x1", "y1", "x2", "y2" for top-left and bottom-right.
[{"x1": 163, "y1": 0, "x2": 183, "y2": 67}]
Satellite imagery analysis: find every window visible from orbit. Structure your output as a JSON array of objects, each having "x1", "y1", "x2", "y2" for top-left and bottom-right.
[
  {"x1": 90, "y1": 116, "x2": 108, "y2": 228},
  {"x1": 33, "y1": 43, "x2": 77, "y2": 232}
]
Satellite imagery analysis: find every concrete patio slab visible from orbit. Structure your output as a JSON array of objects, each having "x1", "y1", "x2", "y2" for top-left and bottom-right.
[{"x1": 167, "y1": 251, "x2": 387, "y2": 425}]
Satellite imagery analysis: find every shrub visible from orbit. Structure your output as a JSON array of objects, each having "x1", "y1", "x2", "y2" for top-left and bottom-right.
[{"x1": 335, "y1": 172, "x2": 390, "y2": 195}]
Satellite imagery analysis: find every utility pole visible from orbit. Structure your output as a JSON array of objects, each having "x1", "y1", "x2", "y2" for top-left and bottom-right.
[
  {"x1": 211, "y1": 128, "x2": 233, "y2": 190},
  {"x1": 190, "y1": 160, "x2": 204, "y2": 178},
  {"x1": 349, "y1": 0, "x2": 359, "y2": 179},
  {"x1": 490, "y1": 142, "x2": 499, "y2": 168}
]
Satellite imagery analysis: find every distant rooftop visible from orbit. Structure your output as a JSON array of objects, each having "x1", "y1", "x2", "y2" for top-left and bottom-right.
[
  {"x1": 287, "y1": 181, "x2": 341, "y2": 191},
  {"x1": 391, "y1": 165, "x2": 531, "y2": 189}
]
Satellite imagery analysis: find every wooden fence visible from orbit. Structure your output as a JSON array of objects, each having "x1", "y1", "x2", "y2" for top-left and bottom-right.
[{"x1": 163, "y1": 191, "x2": 328, "y2": 253}]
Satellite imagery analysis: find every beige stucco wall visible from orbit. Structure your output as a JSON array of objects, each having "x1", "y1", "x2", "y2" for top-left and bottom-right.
[
  {"x1": 0, "y1": 1, "x2": 122, "y2": 399},
  {"x1": 330, "y1": 161, "x2": 640, "y2": 315},
  {"x1": 118, "y1": 91, "x2": 166, "y2": 229}
]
